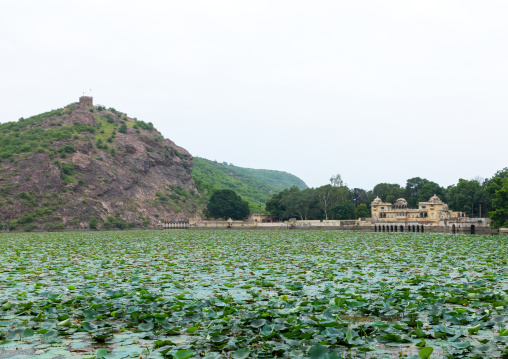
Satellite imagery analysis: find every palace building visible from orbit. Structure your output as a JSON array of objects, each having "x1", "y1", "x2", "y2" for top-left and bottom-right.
[
  {"x1": 371, "y1": 194, "x2": 466, "y2": 225},
  {"x1": 369, "y1": 194, "x2": 493, "y2": 234}
]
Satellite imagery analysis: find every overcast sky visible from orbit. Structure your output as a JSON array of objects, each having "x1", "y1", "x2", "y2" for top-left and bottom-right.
[{"x1": 1, "y1": 1, "x2": 507, "y2": 189}]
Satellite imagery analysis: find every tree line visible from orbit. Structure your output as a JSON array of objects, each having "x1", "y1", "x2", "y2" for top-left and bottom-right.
[{"x1": 264, "y1": 169, "x2": 508, "y2": 228}]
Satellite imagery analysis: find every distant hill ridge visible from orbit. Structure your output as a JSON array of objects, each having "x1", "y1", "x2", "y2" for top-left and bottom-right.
[{"x1": 192, "y1": 157, "x2": 307, "y2": 210}]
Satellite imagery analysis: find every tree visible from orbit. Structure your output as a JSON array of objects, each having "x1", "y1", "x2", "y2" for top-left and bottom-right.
[
  {"x1": 370, "y1": 183, "x2": 404, "y2": 203},
  {"x1": 281, "y1": 187, "x2": 320, "y2": 220},
  {"x1": 487, "y1": 175, "x2": 508, "y2": 228},
  {"x1": 351, "y1": 188, "x2": 368, "y2": 207},
  {"x1": 265, "y1": 192, "x2": 286, "y2": 221},
  {"x1": 405, "y1": 177, "x2": 429, "y2": 207},
  {"x1": 316, "y1": 184, "x2": 350, "y2": 220},
  {"x1": 89, "y1": 216, "x2": 99, "y2": 230},
  {"x1": 316, "y1": 185, "x2": 332, "y2": 220},
  {"x1": 447, "y1": 179, "x2": 484, "y2": 217},
  {"x1": 416, "y1": 181, "x2": 446, "y2": 204},
  {"x1": 206, "y1": 189, "x2": 250, "y2": 220},
  {"x1": 356, "y1": 204, "x2": 370, "y2": 218},
  {"x1": 331, "y1": 201, "x2": 356, "y2": 220},
  {"x1": 330, "y1": 173, "x2": 344, "y2": 187}
]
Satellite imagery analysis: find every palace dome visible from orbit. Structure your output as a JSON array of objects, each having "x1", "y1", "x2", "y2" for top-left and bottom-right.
[
  {"x1": 371, "y1": 196, "x2": 382, "y2": 205},
  {"x1": 394, "y1": 198, "x2": 408, "y2": 208},
  {"x1": 428, "y1": 194, "x2": 443, "y2": 203}
]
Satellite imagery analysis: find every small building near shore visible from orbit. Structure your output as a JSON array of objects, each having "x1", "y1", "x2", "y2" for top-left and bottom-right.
[{"x1": 247, "y1": 211, "x2": 274, "y2": 223}]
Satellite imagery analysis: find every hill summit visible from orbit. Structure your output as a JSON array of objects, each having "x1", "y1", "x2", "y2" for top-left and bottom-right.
[{"x1": 0, "y1": 98, "x2": 199, "y2": 231}]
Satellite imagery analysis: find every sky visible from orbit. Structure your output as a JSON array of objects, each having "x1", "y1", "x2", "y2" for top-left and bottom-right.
[{"x1": 1, "y1": 1, "x2": 507, "y2": 189}]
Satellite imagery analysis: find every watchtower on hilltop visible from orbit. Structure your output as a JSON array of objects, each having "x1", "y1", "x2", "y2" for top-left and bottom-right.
[{"x1": 79, "y1": 96, "x2": 93, "y2": 106}]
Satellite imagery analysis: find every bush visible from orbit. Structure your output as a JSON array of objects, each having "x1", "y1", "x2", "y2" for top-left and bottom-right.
[
  {"x1": 18, "y1": 213, "x2": 36, "y2": 224},
  {"x1": 23, "y1": 224, "x2": 37, "y2": 232},
  {"x1": 8, "y1": 220, "x2": 18, "y2": 229},
  {"x1": 89, "y1": 216, "x2": 98, "y2": 230},
  {"x1": 114, "y1": 220, "x2": 127, "y2": 230},
  {"x1": 54, "y1": 223, "x2": 66, "y2": 230},
  {"x1": 61, "y1": 163, "x2": 75, "y2": 176},
  {"x1": 119, "y1": 124, "x2": 127, "y2": 134},
  {"x1": 58, "y1": 144, "x2": 76, "y2": 154},
  {"x1": 96, "y1": 138, "x2": 108, "y2": 150},
  {"x1": 135, "y1": 120, "x2": 154, "y2": 131}
]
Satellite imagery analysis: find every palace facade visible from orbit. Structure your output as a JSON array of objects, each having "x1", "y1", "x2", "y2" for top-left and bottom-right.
[{"x1": 371, "y1": 194, "x2": 466, "y2": 225}]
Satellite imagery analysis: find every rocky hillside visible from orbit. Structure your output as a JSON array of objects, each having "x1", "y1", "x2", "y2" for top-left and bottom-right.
[{"x1": 0, "y1": 101, "x2": 200, "y2": 231}]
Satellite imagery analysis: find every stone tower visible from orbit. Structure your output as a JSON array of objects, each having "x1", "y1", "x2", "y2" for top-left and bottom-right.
[{"x1": 79, "y1": 96, "x2": 93, "y2": 106}]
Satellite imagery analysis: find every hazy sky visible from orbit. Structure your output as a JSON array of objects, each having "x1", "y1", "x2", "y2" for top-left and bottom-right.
[{"x1": 1, "y1": 1, "x2": 507, "y2": 189}]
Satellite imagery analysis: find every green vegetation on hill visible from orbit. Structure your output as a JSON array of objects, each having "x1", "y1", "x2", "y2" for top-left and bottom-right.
[
  {"x1": 227, "y1": 164, "x2": 307, "y2": 192},
  {"x1": 0, "y1": 104, "x2": 156, "y2": 161},
  {"x1": 192, "y1": 157, "x2": 307, "y2": 211}
]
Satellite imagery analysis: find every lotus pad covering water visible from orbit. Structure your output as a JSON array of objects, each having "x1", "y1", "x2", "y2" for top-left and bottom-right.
[{"x1": 0, "y1": 231, "x2": 507, "y2": 358}]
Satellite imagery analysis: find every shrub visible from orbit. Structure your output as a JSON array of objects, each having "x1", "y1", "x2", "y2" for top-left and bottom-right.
[
  {"x1": 135, "y1": 120, "x2": 154, "y2": 131},
  {"x1": 18, "y1": 213, "x2": 36, "y2": 224},
  {"x1": 23, "y1": 224, "x2": 37, "y2": 232},
  {"x1": 54, "y1": 223, "x2": 66, "y2": 230},
  {"x1": 61, "y1": 163, "x2": 75, "y2": 176},
  {"x1": 96, "y1": 139, "x2": 108, "y2": 150},
  {"x1": 119, "y1": 124, "x2": 127, "y2": 134},
  {"x1": 89, "y1": 216, "x2": 98, "y2": 230},
  {"x1": 18, "y1": 191, "x2": 31, "y2": 200},
  {"x1": 114, "y1": 220, "x2": 127, "y2": 230},
  {"x1": 58, "y1": 144, "x2": 76, "y2": 154}
]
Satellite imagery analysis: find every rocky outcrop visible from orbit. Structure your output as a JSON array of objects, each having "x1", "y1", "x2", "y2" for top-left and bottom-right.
[{"x1": 0, "y1": 102, "x2": 199, "y2": 230}]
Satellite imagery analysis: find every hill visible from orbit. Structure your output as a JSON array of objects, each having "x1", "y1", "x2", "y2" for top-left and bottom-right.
[
  {"x1": 0, "y1": 98, "x2": 201, "y2": 231},
  {"x1": 192, "y1": 157, "x2": 307, "y2": 210}
]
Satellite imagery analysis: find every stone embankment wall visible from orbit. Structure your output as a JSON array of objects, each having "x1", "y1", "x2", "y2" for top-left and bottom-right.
[{"x1": 175, "y1": 218, "x2": 500, "y2": 234}]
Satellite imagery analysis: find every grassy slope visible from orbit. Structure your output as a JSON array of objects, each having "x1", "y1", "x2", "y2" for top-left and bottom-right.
[
  {"x1": 229, "y1": 164, "x2": 307, "y2": 192},
  {"x1": 192, "y1": 157, "x2": 307, "y2": 210}
]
